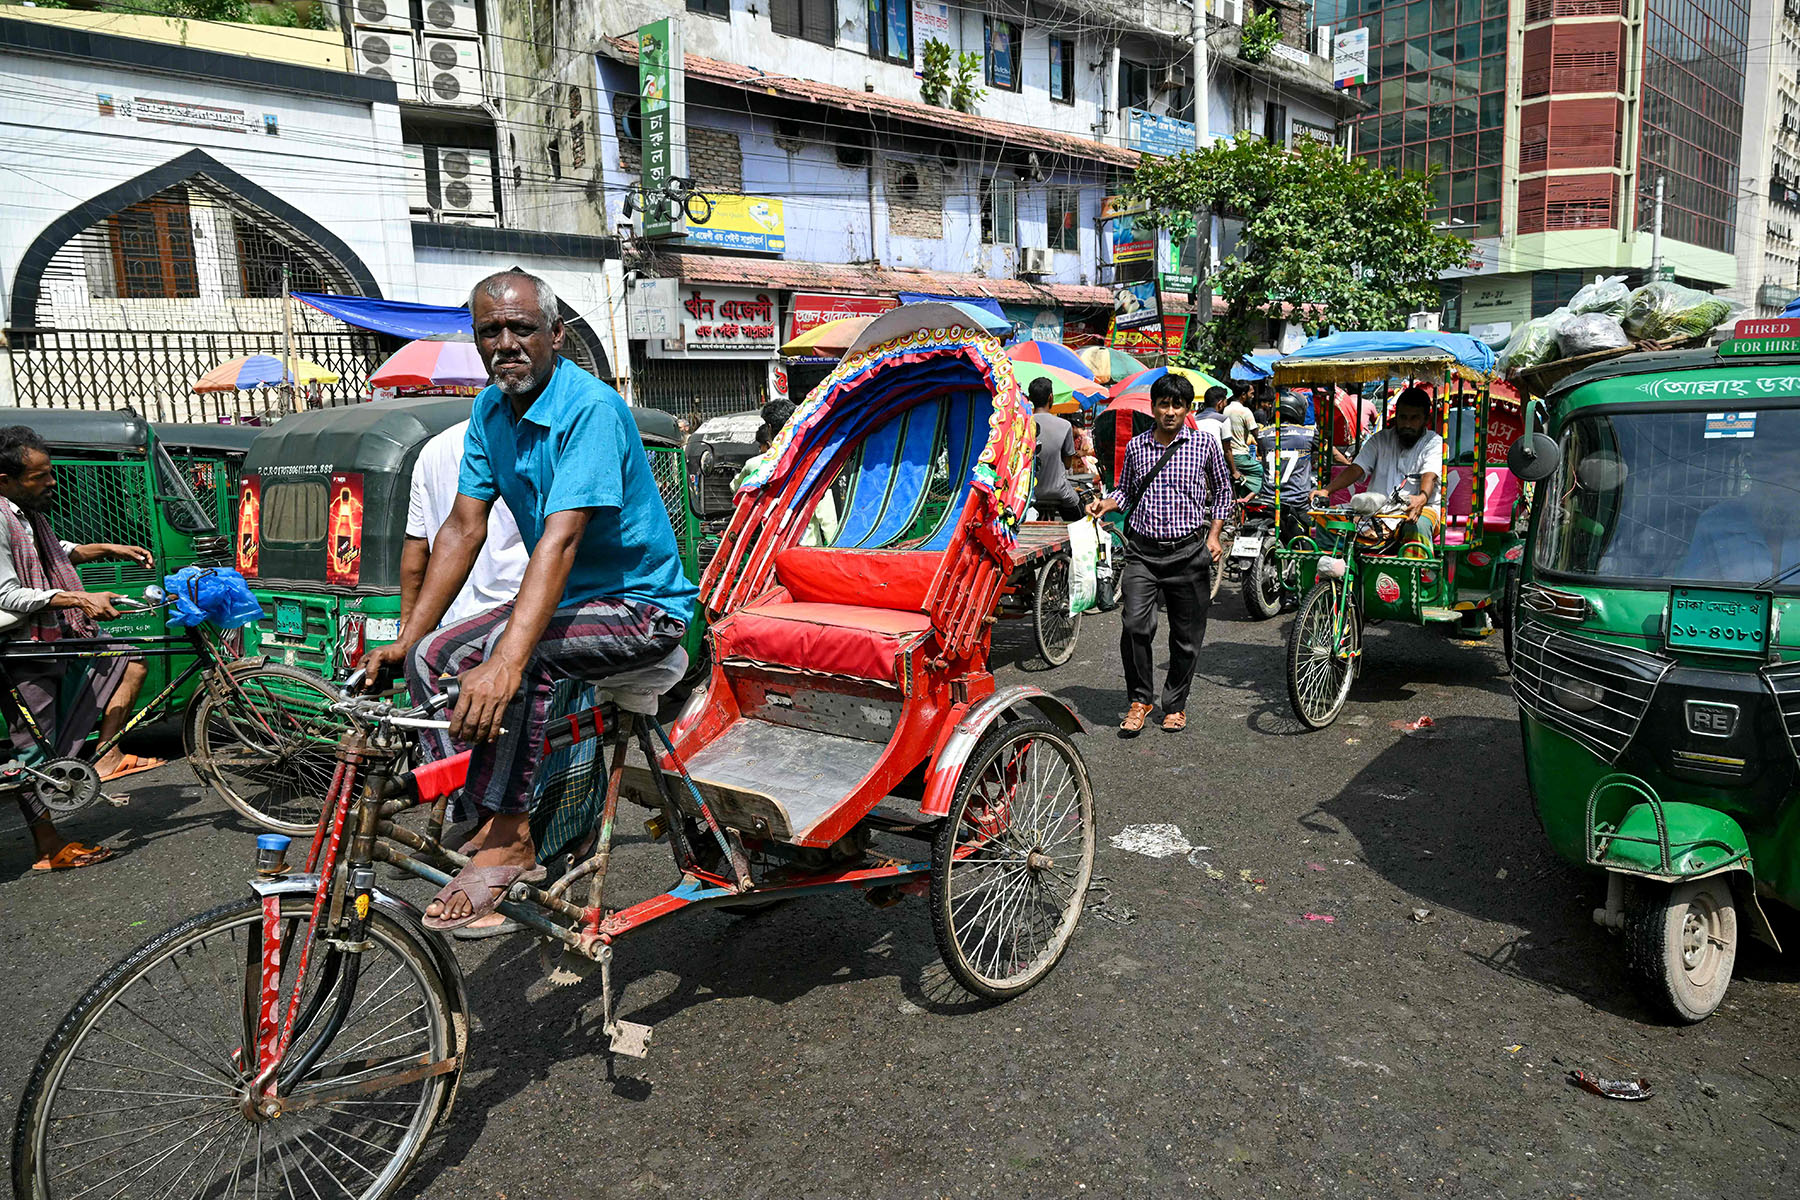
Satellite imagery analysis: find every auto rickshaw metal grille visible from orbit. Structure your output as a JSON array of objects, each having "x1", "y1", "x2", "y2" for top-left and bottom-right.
[
  {"x1": 1761, "y1": 662, "x2": 1800, "y2": 767},
  {"x1": 646, "y1": 447, "x2": 694, "y2": 561},
  {"x1": 47, "y1": 459, "x2": 159, "y2": 589},
  {"x1": 1511, "y1": 616, "x2": 1672, "y2": 763}
]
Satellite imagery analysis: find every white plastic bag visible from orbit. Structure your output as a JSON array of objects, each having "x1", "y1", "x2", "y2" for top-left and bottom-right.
[{"x1": 1067, "y1": 517, "x2": 1099, "y2": 616}]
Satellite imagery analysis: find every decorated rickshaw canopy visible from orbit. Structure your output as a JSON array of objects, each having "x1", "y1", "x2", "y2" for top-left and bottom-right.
[
  {"x1": 1272, "y1": 331, "x2": 1497, "y2": 386},
  {"x1": 736, "y1": 313, "x2": 1034, "y2": 546}
]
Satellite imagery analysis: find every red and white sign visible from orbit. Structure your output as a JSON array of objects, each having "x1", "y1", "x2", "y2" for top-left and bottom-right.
[
  {"x1": 1375, "y1": 573, "x2": 1402, "y2": 604},
  {"x1": 786, "y1": 293, "x2": 896, "y2": 342},
  {"x1": 664, "y1": 285, "x2": 780, "y2": 356},
  {"x1": 1486, "y1": 404, "x2": 1524, "y2": 465},
  {"x1": 1734, "y1": 317, "x2": 1800, "y2": 340}
]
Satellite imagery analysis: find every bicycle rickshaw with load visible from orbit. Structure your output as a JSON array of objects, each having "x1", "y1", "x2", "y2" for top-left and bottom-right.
[
  {"x1": 10, "y1": 303, "x2": 1097, "y2": 1199},
  {"x1": 1273, "y1": 332, "x2": 1527, "y2": 728}
]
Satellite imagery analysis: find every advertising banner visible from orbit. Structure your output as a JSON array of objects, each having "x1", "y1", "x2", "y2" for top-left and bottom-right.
[
  {"x1": 912, "y1": 1, "x2": 950, "y2": 72},
  {"x1": 326, "y1": 472, "x2": 365, "y2": 587},
  {"x1": 985, "y1": 21, "x2": 1017, "y2": 90},
  {"x1": 1333, "y1": 28, "x2": 1369, "y2": 88},
  {"x1": 1101, "y1": 196, "x2": 1154, "y2": 266},
  {"x1": 668, "y1": 286, "x2": 780, "y2": 355},
  {"x1": 637, "y1": 18, "x2": 686, "y2": 239},
  {"x1": 681, "y1": 195, "x2": 786, "y2": 254},
  {"x1": 1111, "y1": 279, "x2": 1162, "y2": 332},
  {"x1": 1109, "y1": 315, "x2": 1189, "y2": 355},
  {"x1": 236, "y1": 474, "x2": 261, "y2": 578},
  {"x1": 1125, "y1": 108, "x2": 1197, "y2": 157},
  {"x1": 786, "y1": 293, "x2": 896, "y2": 341},
  {"x1": 1001, "y1": 303, "x2": 1064, "y2": 344}
]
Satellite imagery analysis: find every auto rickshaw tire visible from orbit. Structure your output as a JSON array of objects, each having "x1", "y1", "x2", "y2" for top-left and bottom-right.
[
  {"x1": 1286, "y1": 580, "x2": 1359, "y2": 730},
  {"x1": 1622, "y1": 875, "x2": 1738, "y2": 1024},
  {"x1": 184, "y1": 662, "x2": 348, "y2": 835},
  {"x1": 1243, "y1": 544, "x2": 1283, "y2": 620}
]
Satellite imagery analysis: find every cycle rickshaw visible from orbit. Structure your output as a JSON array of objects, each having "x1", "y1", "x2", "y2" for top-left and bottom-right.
[
  {"x1": 11, "y1": 304, "x2": 1097, "y2": 1199},
  {"x1": 1274, "y1": 332, "x2": 1526, "y2": 728}
]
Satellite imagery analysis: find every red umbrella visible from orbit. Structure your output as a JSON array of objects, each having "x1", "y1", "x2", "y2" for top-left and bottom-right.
[{"x1": 370, "y1": 333, "x2": 488, "y2": 392}]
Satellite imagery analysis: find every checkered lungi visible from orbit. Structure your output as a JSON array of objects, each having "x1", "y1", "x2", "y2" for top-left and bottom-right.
[{"x1": 405, "y1": 596, "x2": 684, "y2": 823}]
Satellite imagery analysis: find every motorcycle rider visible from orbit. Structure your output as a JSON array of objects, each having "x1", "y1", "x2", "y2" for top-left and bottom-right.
[{"x1": 1256, "y1": 393, "x2": 1319, "y2": 542}]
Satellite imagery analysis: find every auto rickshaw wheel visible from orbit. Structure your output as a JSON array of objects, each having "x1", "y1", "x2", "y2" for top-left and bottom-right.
[
  {"x1": 185, "y1": 662, "x2": 351, "y2": 834},
  {"x1": 1287, "y1": 580, "x2": 1359, "y2": 730},
  {"x1": 1243, "y1": 543, "x2": 1284, "y2": 620},
  {"x1": 930, "y1": 717, "x2": 1095, "y2": 1001},
  {"x1": 1033, "y1": 554, "x2": 1081, "y2": 667},
  {"x1": 1623, "y1": 876, "x2": 1738, "y2": 1024}
]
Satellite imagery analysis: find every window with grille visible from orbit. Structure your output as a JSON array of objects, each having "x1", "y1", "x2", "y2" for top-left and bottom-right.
[
  {"x1": 1119, "y1": 58, "x2": 1150, "y2": 110},
  {"x1": 771, "y1": 0, "x2": 834, "y2": 45},
  {"x1": 982, "y1": 178, "x2": 1016, "y2": 245},
  {"x1": 687, "y1": 0, "x2": 728, "y2": 14},
  {"x1": 109, "y1": 194, "x2": 198, "y2": 300},
  {"x1": 1046, "y1": 186, "x2": 1081, "y2": 252}
]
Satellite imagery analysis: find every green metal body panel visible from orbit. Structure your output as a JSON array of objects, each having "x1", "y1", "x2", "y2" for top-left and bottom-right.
[{"x1": 1520, "y1": 348, "x2": 1800, "y2": 915}]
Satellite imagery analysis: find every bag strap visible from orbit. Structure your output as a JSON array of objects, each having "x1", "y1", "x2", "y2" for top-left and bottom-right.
[{"x1": 1122, "y1": 436, "x2": 1186, "y2": 535}]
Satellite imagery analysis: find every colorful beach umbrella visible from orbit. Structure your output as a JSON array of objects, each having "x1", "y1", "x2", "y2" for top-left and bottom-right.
[
  {"x1": 1009, "y1": 339, "x2": 1093, "y2": 378},
  {"x1": 370, "y1": 333, "x2": 487, "y2": 391},
  {"x1": 1011, "y1": 360, "x2": 1107, "y2": 413},
  {"x1": 780, "y1": 314, "x2": 875, "y2": 358},
  {"x1": 1110, "y1": 365, "x2": 1229, "y2": 400},
  {"x1": 194, "y1": 354, "x2": 340, "y2": 394},
  {"x1": 1079, "y1": 346, "x2": 1148, "y2": 385}
]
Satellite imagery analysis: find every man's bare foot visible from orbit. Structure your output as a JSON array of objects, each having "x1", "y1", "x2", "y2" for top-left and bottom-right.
[{"x1": 425, "y1": 813, "x2": 537, "y2": 925}]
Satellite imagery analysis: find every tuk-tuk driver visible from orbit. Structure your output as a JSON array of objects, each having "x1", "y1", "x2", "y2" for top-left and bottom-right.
[
  {"x1": 361, "y1": 270, "x2": 696, "y2": 932},
  {"x1": 1312, "y1": 386, "x2": 1443, "y2": 544}
]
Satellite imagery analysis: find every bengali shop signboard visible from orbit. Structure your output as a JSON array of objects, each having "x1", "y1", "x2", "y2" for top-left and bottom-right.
[
  {"x1": 1109, "y1": 314, "x2": 1189, "y2": 355},
  {"x1": 637, "y1": 18, "x2": 685, "y2": 239},
  {"x1": 666, "y1": 286, "x2": 780, "y2": 356},
  {"x1": 786, "y1": 293, "x2": 896, "y2": 342}
]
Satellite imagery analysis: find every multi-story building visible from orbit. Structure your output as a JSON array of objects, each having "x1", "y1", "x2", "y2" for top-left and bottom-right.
[
  {"x1": 1329, "y1": 0, "x2": 1750, "y2": 341},
  {"x1": 1731, "y1": 0, "x2": 1800, "y2": 317}
]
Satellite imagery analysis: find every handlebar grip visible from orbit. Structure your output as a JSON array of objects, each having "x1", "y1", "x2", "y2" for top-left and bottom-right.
[{"x1": 422, "y1": 678, "x2": 461, "y2": 716}]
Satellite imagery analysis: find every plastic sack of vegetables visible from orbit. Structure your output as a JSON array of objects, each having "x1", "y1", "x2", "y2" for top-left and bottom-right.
[
  {"x1": 163, "y1": 566, "x2": 266, "y2": 629},
  {"x1": 1497, "y1": 308, "x2": 1570, "y2": 374},
  {"x1": 1568, "y1": 275, "x2": 1631, "y2": 319},
  {"x1": 1556, "y1": 312, "x2": 1631, "y2": 358},
  {"x1": 1621, "y1": 282, "x2": 1741, "y2": 342}
]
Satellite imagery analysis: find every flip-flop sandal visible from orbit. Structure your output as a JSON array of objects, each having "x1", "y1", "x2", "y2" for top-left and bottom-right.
[
  {"x1": 100, "y1": 754, "x2": 166, "y2": 783},
  {"x1": 32, "y1": 842, "x2": 113, "y2": 871},
  {"x1": 422, "y1": 862, "x2": 546, "y2": 932},
  {"x1": 452, "y1": 916, "x2": 523, "y2": 940}
]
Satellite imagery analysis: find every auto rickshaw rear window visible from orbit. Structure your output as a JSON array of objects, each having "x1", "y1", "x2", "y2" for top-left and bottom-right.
[
  {"x1": 1535, "y1": 405, "x2": 1800, "y2": 588},
  {"x1": 261, "y1": 480, "x2": 328, "y2": 547}
]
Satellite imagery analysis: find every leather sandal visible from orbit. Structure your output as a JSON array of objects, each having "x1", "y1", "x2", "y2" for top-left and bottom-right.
[
  {"x1": 1120, "y1": 702, "x2": 1154, "y2": 734},
  {"x1": 1161, "y1": 711, "x2": 1188, "y2": 733},
  {"x1": 422, "y1": 862, "x2": 546, "y2": 932}
]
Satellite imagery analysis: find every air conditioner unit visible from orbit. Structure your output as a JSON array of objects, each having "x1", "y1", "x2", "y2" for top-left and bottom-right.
[
  {"x1": 436, "y1": 147, "x2": 496, "y2": 215},
  {"x1": 1154, "y1": 64, "x2": 1188, "y2": 91},
  {"x1": 355, "y1": 28, "x2": 419, "y2": 103},
  {"x1": 401, "y1": 143, "x2": 431, "y2": 212},
  {"x1": 1218, "y1": 0, "x2": 1246, "y2": 26},
  {"x1": 421, "y1": 0, "x2": 480, "y2": 36},
  {"x1": 420, "y1": 35, "x2": 484, "y2": 106},
  {"x1": 1020, "y1": 246, "x2": 1053, "y2": 275},
  {"x1": 1315, "y1": 24, "x2": 1332, "y2": 57},
  {"x1": 351, "y1": 0, "x2": 409, "y2": 31}
]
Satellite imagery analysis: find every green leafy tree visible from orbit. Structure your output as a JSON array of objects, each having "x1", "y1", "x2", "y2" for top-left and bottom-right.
[
  {"x1": 1238, "y1": 10, "x2": 1283, "y2": 64},
  {"x1": 1128, "y1": 135, "x2": 1472, "y2": 370}
]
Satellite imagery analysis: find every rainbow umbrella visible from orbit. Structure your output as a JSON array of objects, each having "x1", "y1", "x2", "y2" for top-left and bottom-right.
[
  {"x1": 1009, "y1": 339, "x2": 1093, "y2": 378},
  {"x1": 1011, "y1": 361, "x2": 1107, "y2": 413},
  {"x1": 194, "y1": 354, "x2": 340, "y2": 394},
  {"x1": 370, "y1": 333, "x2": 487, "y2": 391},
  {"x1": 1110, "y1": 364, "x2": 1229, "y2": 400},
  {"x1": 1079, "y1": 346, "x2": 1148, "y2": 385},
  {"x1": 779, "y1": 314, "x2": 875, "y2": 358}
]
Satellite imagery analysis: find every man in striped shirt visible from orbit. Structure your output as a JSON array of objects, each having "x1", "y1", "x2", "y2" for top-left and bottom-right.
[{"x1": 1087, "y1": 374, "x2": 1235, "y2": 733}]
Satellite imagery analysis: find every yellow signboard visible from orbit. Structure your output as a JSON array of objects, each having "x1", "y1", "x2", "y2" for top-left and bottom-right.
[{"x1": 683, "y1": 195, "x2": 786, "y2": 254}]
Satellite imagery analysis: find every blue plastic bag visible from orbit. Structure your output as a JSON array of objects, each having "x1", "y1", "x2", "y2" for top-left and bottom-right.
[{"x1": 163, "y1": 567, "x2": 266, "y2": 629}]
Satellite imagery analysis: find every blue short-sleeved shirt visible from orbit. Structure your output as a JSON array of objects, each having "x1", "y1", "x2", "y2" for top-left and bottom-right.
[{"x1": 457, "y1": 360, "x2": 697, "y2": 619}]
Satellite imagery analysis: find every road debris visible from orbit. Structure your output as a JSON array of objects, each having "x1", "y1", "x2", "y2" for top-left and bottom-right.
[
  {"x1": 1306, "y1": 862, "x2": 1326, "y2": 872},
  {"x1": 1084, "y1": 876, "x2": 1137, "y2": 924},
  {"x1": 1109, "y1": 823, "x2": 1193, "y2": 858},
  {"x1": 1567, "y1": 1069, "x2": 1653, "y2": 1101},
  {"x1": 1238, "y1": 868, "x2": 1267, "y2": 893},
  {"x1": 1391, "y1": 715, "x2": 1438, "y2": 736},
  {"x1": 1410, "y1": 907, "x2": 1434, "y2": 923},
  {"x1": 1301, "y1": 913, "x2": 1336, "y2": 923}
]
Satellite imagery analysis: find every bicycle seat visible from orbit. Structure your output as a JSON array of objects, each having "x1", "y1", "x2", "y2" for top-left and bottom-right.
[{"x1": 591, "y1": 644, "x2": 689, "y2": 715}]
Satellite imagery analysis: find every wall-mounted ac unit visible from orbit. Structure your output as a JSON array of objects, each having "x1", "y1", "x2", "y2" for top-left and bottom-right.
[
  {"x1": 1216, "y1": 0, "x2": 1246, "y2": 26},
  {"x1": 1020, "y1": 246, "x2": 1053, "y2": 275},
  {"x1": 1315, "y1": 24, "x2": 1332, "y2": 57},
  {"x1": 436, "y1": 147, "x2": 496, "y2": 215},
  {"x1": 1155, "y1": 64, "x2": 1187, "y2": 91},
  {"x1": 351, "y1": 0, "x2": 409, "y2": 32},
  {"x1": 355, "y1": 28, "x2": 419, "y2": 103},
  {"x1": 420, "y1": 36, "x2": 483, "y2": 106},
  {"x1": 421, "y1": 0, "x2": 480, "y2": 36},
  {"x1": 402, "y1": 143, "x2": 430, "y2": 212}
]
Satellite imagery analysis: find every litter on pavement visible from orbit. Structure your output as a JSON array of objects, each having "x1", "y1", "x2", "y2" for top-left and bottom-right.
[
  {"x1": 1109, "y1": 823, "x2": 1194, "y2": 858},
  {"x1": 1567, "y1": 1069, "x2": 1653, "y2": 1101}
]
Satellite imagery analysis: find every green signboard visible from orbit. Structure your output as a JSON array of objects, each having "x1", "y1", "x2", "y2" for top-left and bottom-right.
[
  {"x1": 638, "y1": 18, "x2": 685, "y2": 240},
  {"x1": 1719, "y1": 337, "x2": 1800, "y2": 357},
  {"x1": 1667, "y1": 587, "x2": 1769, "y2": 657}
]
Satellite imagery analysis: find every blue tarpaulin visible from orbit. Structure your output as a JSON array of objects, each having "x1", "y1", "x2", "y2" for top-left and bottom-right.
[
  {"x1": 896, "y1": 293, "x2": 1007, "y2": 323},
  {"x1": 1231, "y1": 354, "x2": 1281, "y2": 382},
  {"x1": 1279, "y1": 331, "x2": 1497, "y2": 377},
  {"x1": 1784, "y1": 295, "x2": 1800, "y2": 316},
  {"x1": 293, "y1": 292, "x2": 472, "y2": 339}
]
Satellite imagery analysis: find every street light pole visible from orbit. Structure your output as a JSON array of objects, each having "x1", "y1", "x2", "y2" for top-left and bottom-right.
[{"x1": 1650, "y1": 173, "x2": 1666, "y2": 280}]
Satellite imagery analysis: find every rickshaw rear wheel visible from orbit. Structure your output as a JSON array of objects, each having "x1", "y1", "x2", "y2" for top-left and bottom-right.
[
  {"x1": 930, "y1": 717, "x2": 1095, "y2": 1000},
  {"x1": 1243, "y1": 544, "x2": 1284, "y2": 620},
  {"x1": 1033, "y1": 555, "x2": 1081, "y2": 667},
  {"x1": 1287, "y1": 580, "x2": 1360, "y2": 730},
  {"x1": 1623, "y1": 876, "x2": 1738, "y2": 1024},
  {"x1": 185, "y1": 662, "x2": 350, "y2": 834}
]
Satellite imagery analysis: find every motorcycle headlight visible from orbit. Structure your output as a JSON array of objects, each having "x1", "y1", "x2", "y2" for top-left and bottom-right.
[{"x1": 1545, "y1": 670, "x2": 1604, "y2": 714}]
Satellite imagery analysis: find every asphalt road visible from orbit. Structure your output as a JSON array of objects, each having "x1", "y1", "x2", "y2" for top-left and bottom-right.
[{"x1": 5, "y1": 593, "x2": 1798, "y2": 1198}]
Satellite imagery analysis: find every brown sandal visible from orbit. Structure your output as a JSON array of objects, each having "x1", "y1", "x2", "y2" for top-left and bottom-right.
[
  {"x1": 1120, "y1": 702, "x2": 1154, "y2": 733},
  {"x1": 33, "y1": 842, "x2": 113, "y2": 871},
  {"x1": 1161, "y1": 711, "x2": 1187, "y2": 733},
  {"x1": 422, "y1": 862, "x2": 547, "y2": 931}
]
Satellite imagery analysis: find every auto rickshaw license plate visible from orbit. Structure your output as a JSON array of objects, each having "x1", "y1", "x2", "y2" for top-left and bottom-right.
[
  {"x1": 274, "y1": 600, "x2": 304, "y2": 639},
  {"x1": 1667, "y1": 587, "x2": 1770, "y2": 656}
]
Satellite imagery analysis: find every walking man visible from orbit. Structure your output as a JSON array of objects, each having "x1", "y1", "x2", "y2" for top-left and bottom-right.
[
  {"x1": 1225, "y1": 383, "x2": 1263, "y2": 495},
  {"x1": 1028, "y1": 376, "x2": 1083, "y2": 521},
  {"x1": 1087, "y1": 375, "x2": 1233, "y2": 734},
  {"x1": 361, "y1": 270, "x2": 696, "y2": 931}
]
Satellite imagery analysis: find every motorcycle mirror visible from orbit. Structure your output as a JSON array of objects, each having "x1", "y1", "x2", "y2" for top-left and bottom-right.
[
  {"x1": 142, "y1": 584, "x2": 165, "y2": 603},
  {"x1": 1507, "y1": 431, "x2": 1559, "y2": 483}
]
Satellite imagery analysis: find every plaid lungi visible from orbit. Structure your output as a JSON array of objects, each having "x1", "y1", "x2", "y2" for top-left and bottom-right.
[{"x1": 405, "y1": 596, "x2": 683, "y2": 824}]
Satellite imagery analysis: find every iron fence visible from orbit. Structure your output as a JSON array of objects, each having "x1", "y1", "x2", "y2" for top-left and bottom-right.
[{"x1": 5, "y1": 327, "x2": 385, "y2": 423}]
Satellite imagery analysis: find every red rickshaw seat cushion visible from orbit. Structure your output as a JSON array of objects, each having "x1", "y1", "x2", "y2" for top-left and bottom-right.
[
  {"x1": 772, "y1": 547, "x2": 938, "y2": 612},
  {"x1": 713, "y1": 601, "x2": 932, "y2": 684}
]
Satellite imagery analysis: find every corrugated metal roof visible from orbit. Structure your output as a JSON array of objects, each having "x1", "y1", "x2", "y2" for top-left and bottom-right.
[
  {"x1": 641, "y1": 252, "x2": 1113, "y2": 308},
  {"x1": 603, "y1": 37, "x2": 1139, "y2": 168}
]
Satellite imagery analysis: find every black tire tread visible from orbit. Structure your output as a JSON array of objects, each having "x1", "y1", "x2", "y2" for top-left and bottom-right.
[
  {"x1": 186, "y1": 662, "x2": 345, "y2": 833},
  {"x1": 1286, "y1": 579, "x2": 1356, "y2": 730}
]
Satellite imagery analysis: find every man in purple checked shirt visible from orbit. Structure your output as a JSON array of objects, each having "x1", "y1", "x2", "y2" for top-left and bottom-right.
[{"x1": 1087, "y1": 374, "x2": 1234, "y2": 734}]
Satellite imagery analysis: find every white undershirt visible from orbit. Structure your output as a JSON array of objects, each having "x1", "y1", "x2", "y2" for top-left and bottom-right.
[{"x1": 405, "y1": 422, "x2": 528, "y2": 627}]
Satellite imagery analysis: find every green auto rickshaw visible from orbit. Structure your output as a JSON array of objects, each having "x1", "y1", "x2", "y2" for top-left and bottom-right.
[
  {"x1": 238, "y1": 396, "x2": 704, "y2": 684},
  {"x1": 1508, "y1": 339, "x2": 1800, "y2": 1022},
  {"x1": 153, "y1": 422, "x2": 261, "y2": 539}
]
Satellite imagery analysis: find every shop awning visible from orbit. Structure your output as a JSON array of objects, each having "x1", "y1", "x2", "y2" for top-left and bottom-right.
[
  {"x1": 650, "y1": 255, "x2": 1112, "y2": 308},
  {"x1": 293, "y1": 292, "x2": 471, "y2": 339}
]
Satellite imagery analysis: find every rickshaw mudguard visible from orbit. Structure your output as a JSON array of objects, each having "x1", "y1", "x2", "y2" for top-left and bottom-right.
[
  {"x1": 920, "y1": 685, "x2": 1085, "y2": 818},
  {"x1": 1596, "y1": 800, "x2": 1751, "y2": 878}
]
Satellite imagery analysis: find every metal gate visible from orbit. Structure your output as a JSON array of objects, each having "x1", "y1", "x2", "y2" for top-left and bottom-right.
[{"x1": 629, "y1": 356, "x2": 766, "y2": 423}]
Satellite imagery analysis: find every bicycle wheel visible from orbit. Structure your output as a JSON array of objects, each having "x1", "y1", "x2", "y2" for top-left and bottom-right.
[
  {"x1": 931, "y1": 717, "x2": 1095, "y2": 1000},
  {"x1": 186, "y1": 663, "x2": 349, "y2": 834},
  {"x1": 13, "y1": 895, "x2": 461, "y2": 1200},
  {"x1": 1286, "y1": 579, "x2": 1359, "y2": 729},
  {"x1": 1032, "y1": 555, "x2": 1081, "y2": 667}
]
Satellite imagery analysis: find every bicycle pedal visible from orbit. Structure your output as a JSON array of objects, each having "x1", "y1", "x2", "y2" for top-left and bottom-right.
[{"x1": 607, "y1": 1019, "x2": 653, "y2": 1058}]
